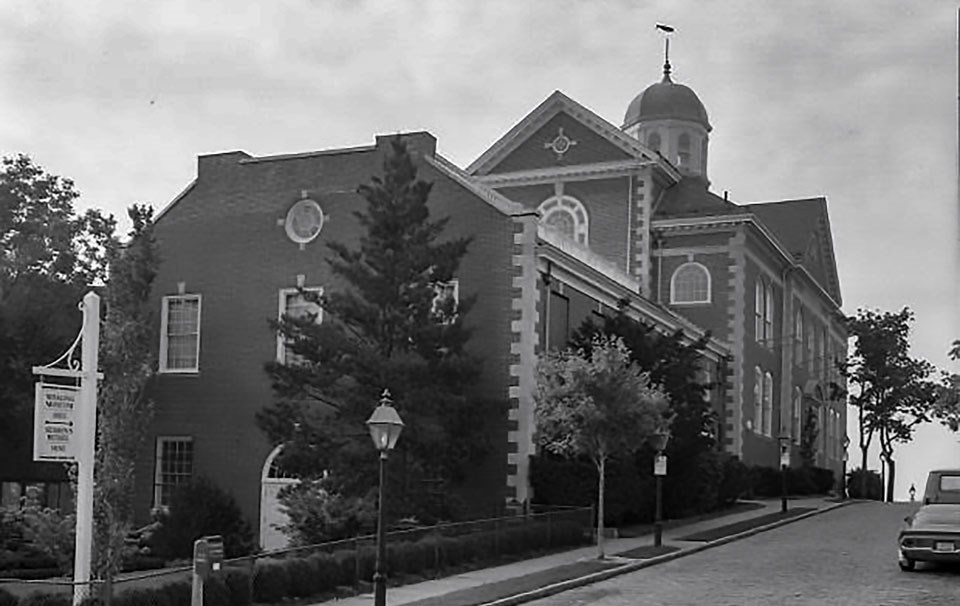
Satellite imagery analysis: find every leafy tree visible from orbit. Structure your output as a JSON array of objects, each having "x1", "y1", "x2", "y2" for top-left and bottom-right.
[
  {"x1": 933, "y1": 340, "x2": 960, "y2": 432},
  {"x1": 571, "y1": 310, "x2": 715, "y2": 474},
  {"x1": 257, "y1": 138, "x2": 502, "y2": 526},
  {"x1": 0, "y1": 155, "x2": 115, "y2": 450},
  {"x1": 535, "y1": 335, "x2": 670, "y2": 558},
  {"x1": 840, "y1": 308, "x2": 938, "y2": 502},
  {"x1": 93, "y1": 205, "x2": 159, "y2": 585}
]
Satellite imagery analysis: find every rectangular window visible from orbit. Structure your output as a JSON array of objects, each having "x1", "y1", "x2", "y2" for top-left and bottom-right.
[
  {"x1": 154, "y1": 437, "x2": 193, "y2": 509},
  {"x1": 277, "y1": 287, "x2": 323, "y2": 364},
  {"x1": 792, "y1": 389, "x2": 802, "y2": 444},
  {"x1": 764, "y1": 284, "x2": 774, "y2": 347},
  {"x1": 159, "y1": 295, "x2": 201, "y2": 373},
  {"x1": 754, "y1": 281, "x2": 764, "y2": 343},
  {"x1": 794, "y1": 308, "x2": 804, "y2": 366},
  {"x1": 431, "y1": 280, "x2": 459, "y2": 323},
  {"x1": 806, "y1": 323, "x2": 816, "y2": 372},
  {"x1": 548, "y1": 291, "x2": 570, "y2": 351}
]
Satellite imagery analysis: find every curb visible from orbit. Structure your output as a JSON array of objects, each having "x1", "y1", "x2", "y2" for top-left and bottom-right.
[{"x1": 478, "y1": 500, "x2": 856, "y2": 606}]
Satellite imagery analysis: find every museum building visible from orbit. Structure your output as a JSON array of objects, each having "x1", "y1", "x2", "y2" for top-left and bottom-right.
[{"x1": 136, "y1": 59, "x2": 848, "y2": 548}]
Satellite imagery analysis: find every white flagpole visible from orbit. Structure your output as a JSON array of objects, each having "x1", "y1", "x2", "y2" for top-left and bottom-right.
[{"x1": 73, "y1": 291, "x2": 100, "y2": 606}]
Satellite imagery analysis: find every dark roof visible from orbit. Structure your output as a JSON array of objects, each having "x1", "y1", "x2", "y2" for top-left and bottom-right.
[
  {"x1": 654, "y1": 177, "x2": 741, "y2": 218},
  {"x1": 623, "y1": 73, "x2": 711, "y2": 131},
  {"x1": 743, "y1": 197, "x2": 841, "y2": 304}
]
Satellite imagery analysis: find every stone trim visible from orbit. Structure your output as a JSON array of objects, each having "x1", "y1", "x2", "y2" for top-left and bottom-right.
[
  {"x1": 505, "y1": 214, "x2": 540, "y2": 504},
  {"x1": 726, "y1": 229, "x2": 747, "y2": 458}
]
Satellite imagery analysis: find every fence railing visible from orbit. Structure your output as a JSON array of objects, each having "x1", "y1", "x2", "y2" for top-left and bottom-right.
[{"x1": 0, "y1": 506, "x2": 593, "y2": 605}]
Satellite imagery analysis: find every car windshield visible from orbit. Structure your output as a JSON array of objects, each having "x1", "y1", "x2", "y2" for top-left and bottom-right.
[{"x1": 914, "y1": 507, "x2": 960, "y2": 526}]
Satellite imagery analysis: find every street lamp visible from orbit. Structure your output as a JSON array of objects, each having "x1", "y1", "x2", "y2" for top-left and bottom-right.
[
  {"x1": 367, "y1": 390, "x2": 404, "y2": 606},
  {"x1": 649, "y1": 428, "x2": 670, "y2": 548},
  {"x1": 841, "y1": 434, "x2": 850, "y2": 500},
  {"x1": 778, "y1": 434, "x2": 790, "y2": 513}
]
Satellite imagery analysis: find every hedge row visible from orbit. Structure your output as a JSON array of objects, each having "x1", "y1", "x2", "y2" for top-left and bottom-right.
[
  {"x1": 2, "y1": 517, "x2": 589, "y2": 606},
  {"x1": 532, "y1": 451, "x2": 837, "y2": 527}
]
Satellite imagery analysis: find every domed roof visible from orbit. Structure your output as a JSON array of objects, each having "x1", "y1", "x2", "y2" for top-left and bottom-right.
[{"x1": 623, "y1": 69, "x2": 711, "y2": 132}]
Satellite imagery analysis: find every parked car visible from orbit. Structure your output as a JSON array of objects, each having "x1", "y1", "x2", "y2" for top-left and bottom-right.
[
  {"x1": 922, "y1": 469, "x2": 960, "y2": 505},
  {"x1": 898, "y1": 504, "x2": 960, "y2": 571}
]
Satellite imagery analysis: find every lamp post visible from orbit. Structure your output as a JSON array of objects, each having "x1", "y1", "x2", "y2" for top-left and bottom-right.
[
  {"x1": 841, "y1": 434, "x2": 850, "y2": 500},
  {"x1": 649, "y1": 429, "x2": 670, "y2": 548},
  {"x1": 778, "y1": 434, "x2": 790, "y2": 513},
  {"x1": 366, "y1": 390, "x2": 404, "y2": 606}
]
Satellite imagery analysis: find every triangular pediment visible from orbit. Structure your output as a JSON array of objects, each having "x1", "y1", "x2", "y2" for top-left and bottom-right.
[{"x1": 467, "y1": 91, "x2": 666, "y2": 177}]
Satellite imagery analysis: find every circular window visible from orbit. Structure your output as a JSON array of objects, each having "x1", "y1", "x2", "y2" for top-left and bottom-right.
[{"x1": 285, "y1": 199, "x2": 325, "y2": 244}]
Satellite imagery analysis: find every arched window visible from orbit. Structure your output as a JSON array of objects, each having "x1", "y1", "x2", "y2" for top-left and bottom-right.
[
  {"x1": 670, "y1": 262, "x2": 711, "y2": 304},
  {"x1": 792, "y1": 387, "x2": 802, "y2": 444},
  {"x1": 678, "y1": 133, "x2": 691, "y2": 166},
  {"x1": 752, "y1": 367, "x2": 763, "y2": 433},
  {"x1": 537, "y1": 196, "x2": 589, "y2": 245},
  {"x1": 647, "y1": 132, "x2": 662, "y2": 152},
  {"x1": 763, "y1": 372, "x2": 774, "y2": 437}
]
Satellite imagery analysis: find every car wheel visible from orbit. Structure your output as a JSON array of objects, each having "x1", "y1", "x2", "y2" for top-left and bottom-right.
[{"x1": 898, "y1": 558, "x2": 915, "y2": 571}]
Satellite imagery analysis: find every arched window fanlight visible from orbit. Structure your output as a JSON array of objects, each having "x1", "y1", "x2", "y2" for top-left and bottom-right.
[
  {"x1": 537, "y1": 195, "x2": 589, "y2": 245},
  {"x1": 670, "y1": 262, "x2": 711, "y2": 304},
  {"x1": 647, "y1": 132, "x2": 662, "y2": 152}
]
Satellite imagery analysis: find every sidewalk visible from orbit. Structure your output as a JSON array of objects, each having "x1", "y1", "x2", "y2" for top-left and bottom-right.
[{"x1": 317, "y1": 497, "x2": 852, "y2": 606}]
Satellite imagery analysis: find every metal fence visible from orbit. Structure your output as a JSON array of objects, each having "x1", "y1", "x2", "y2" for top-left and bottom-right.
[{"x1": 0, "y1": 506, "x2": 593, "y2": 605}]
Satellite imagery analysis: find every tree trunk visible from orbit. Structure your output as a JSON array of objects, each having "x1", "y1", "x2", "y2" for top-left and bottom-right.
[
  {"x1": 596, "y1": 456, "x2": 606, "y2": 559},
  {"x1": 886, "y1": 456, "x2": 896, "y2": 503},
  {"x1": 860, "y1": 445, "x2": 868, "y2": 497}
]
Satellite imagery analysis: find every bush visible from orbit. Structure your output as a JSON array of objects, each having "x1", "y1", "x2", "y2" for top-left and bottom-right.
[
  {"x1": 719, "y1": 455, "x2": 750, "y2": 504},
  {"x1": 148, "y1": 477, "x2": 255, "y2": 560},
  {"x1": 0, "y1": 587, "x2": 18, "y2": 606},
  {"x1": 278, "y1": 481, "x2": 377, "y2": 545},
  {"x1": 252, "y1": 559, "x2": 289, "y2": 603},
  {"x1": 18, "y1": 592, "x2": 71, "y2": 606},
  {"x1": 847, "y1": 468, "x2": 883, "y2": 500},
  {"x1": 222, "y1": 567, "x2": 252, "y2": 606}
]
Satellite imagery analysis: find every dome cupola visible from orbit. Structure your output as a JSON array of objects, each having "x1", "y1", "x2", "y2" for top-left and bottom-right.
[{"x1": 622, "y1": 58, "x2": 712, "y2": 183}]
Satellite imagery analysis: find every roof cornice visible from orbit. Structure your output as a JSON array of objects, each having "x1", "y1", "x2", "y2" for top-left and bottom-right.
[
  {"x1": 537, "y1": 228, "x2": 730, "y2": 360},
  {"x1": 423, "y1": 154, "x2": 526, "y2": 216},
  {"x1": 654, "y1": 213, "x2": 842, "y2": 310},
  {"x1": 154, "y1": 179, "x2": 197, "y2": 224},
  {"x1": 466, "y1": 90, "x2": 680, "y2": 182},
  {"x1": 476, "y1": 159, "x2": 657, "y2": 188}
]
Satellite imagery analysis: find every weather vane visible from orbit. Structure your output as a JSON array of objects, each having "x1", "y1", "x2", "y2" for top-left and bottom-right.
[{"x1": 656, "y1": 23, "x2": 675, "y2": 79}]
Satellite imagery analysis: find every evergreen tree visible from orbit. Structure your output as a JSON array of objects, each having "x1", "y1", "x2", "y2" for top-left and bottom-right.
[{"x1": 257, "y1": 138, "x2": 501, "y2": 520}]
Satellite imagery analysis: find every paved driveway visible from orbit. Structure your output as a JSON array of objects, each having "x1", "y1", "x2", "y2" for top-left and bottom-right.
[{"x1": 525, "y1": 502, "x2": 960, "y2": 606}]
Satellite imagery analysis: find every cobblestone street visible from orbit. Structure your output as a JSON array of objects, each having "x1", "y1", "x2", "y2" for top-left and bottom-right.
[{"x1": 525, "y1": 502, "x2": 960, "y2": 606}]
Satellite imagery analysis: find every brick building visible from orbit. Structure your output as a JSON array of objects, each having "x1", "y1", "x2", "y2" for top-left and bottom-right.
[{"x1": 139, "y1": 60, "x2": 846, "y2": 547}]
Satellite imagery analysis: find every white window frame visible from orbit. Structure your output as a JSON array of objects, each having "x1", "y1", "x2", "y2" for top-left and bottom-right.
[
  {"x1": 763, "y1": 371, "x2": 774, "y2": 437},
  {"x1": 754, "y1": 281, "x2": 764, "y2": 344},
  {"x1": 277, "y1": 287, "x2": 323, "y2": 364},
  {"x1": 753, "y1": 366, "x2": 763, "y2": 433},
  {"x1": 153, "y1": 436, "x2": 193, "y2": 510},
  {"x1": 537, "y1": 195, "x2": 589, "y2": 246},
  {"x1": 764, "y1": 283, "x2": 775, "y2": 347},
  {"x1": 794, "y1": 307, "x2": 804, "y2": 366},
  {"x1": 159, "y1": 294, "x2": 202, "y2": 373},
  {"x1": 670, "y1": 262, "x2": 711, "y2": 305},
  {"x1": 431, "y1": 279, "x2": 459, "y2": 323}
]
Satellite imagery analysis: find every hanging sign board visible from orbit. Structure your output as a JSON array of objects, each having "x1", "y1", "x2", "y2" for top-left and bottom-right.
[
  {"x1": 34, "y1": 384, "x2": 80, "y2": 462},
  {"x1": 654, "y1": 455, "x2": 668, "y2": 476}
]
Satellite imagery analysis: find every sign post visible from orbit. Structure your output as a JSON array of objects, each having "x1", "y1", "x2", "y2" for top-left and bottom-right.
[
  {"x1": 192, "y1": 535, "x2": 224, "y2": 606},
  {"x1": 32, "y1": 292, "x2": 101, "y2": 606}
]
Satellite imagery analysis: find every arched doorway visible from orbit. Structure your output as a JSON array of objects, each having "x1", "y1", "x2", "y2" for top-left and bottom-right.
[{"x1": 259, "y1": 445, "x2": 299, "y2": 551}]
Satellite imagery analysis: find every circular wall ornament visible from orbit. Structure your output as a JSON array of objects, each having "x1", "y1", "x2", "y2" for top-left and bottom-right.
[{"x1": 284, "y1": 199, "x2": 324, "y2": 244}]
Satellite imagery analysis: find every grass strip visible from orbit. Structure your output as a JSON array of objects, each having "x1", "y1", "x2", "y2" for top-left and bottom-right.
[
  {"x1": 678, "y1": 507, "x2": 815, "y2": 542},
  {"x1": 615, "y1": 544, "x2": 681, "y2": 559},
  {"x1": 402, "y1": 559, "x2": 621, "y2": 606}
]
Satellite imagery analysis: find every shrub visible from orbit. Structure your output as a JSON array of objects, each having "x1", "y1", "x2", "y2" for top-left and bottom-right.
[
  {"x1": 0, "y1": 587, "x2": 18, "y2": 606},
  {"x1": 285, "y1": 556, "x2": 319, "y2": 597},
  {"x1": 252, "y1": 559, "x2": 289, "y2": 603},
  {"x1": 331, "y1": 549, "x2": 358, "y2": 586},
  {"x1": 18, "y1": 592, "x2": 72, "y2": 606},
  {"x1": 278, "y1": 481, "x2": 376, "y2": 545},
  {"x1": 847, "y1": 468, "x2": 883, "y2": 500},
  {"x1": 148, "y1": 477, "x2": 255, "y2": 560},
  {"x1": 811, "y1": 467, "x2": 836, "y2": 494},
  {"x1": 202, "y1": 575, "x2": 232, "y2": 606},
  {"x1": 19, "y1": 486, "x2": 76, "y2": 574},
  {"x1": 222, "y1": 567, "x2": 252, "y2": 606},
  {"x1": 719, "y1": 455, "x2": 750, "y2": 504}
]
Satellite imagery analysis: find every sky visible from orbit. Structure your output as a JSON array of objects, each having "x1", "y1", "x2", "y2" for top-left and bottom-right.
[{"x1": 2, "y1": 0, "x2": 958, "y2": 499}]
